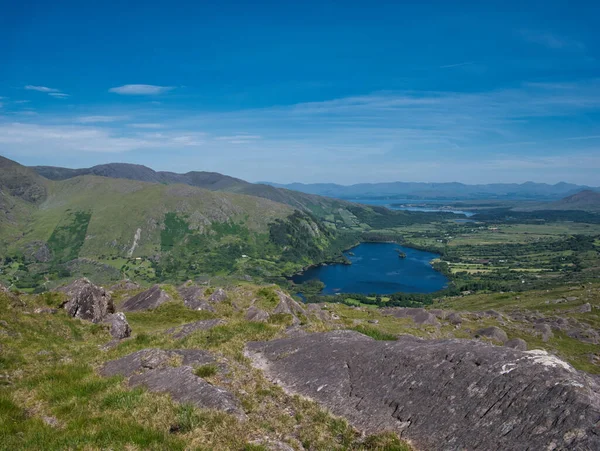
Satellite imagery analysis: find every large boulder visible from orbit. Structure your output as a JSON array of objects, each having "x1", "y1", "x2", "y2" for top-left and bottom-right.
[
  {"x1": 109, "y1": 279, "x2": 140, "y2": 291},
  {"x1": 246, "y1": 331, "x2": 600, "y2": 451},
  {"x1": 245, "y1": 306, "x2": 270, "y2": 323},
  {"x1": 475, "y1": 326, "x2": 508, "y2": 343},
  {"x1": 59, "y1": 278, "x2": 114, "y2": 323},
  {"x1": 208, "y1": 288, "x2": 227, "y2": 303},
  {"x1": 104, "y1": 312, "x2": 131, "y2": 339},
  {"x1": 382, "y1": 308, "x2": 440, "y2": 326},
  {"x1": 120, "y1": 285, "x2": 172, "y2": 312},
  {"x1": 273, "y1": 291, "x2": 306, "y2": 325},
  {"x1": 178, "y1": 284, "x2": 215, "y2": 312}
]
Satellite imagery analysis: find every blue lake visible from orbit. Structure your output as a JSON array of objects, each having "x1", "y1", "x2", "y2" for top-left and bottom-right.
[
  {"x1": 345, "y1": 198, "x2": 475, "y2": 217},
  {"x1": 292, "y1": 242, "x2": 448, "y2": 295}
]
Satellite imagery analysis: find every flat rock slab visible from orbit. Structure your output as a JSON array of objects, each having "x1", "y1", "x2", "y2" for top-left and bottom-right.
[
  {"x1": 100, "y1": 348, "x2": 243, "y2": 417},
  {"x1": 246, "y1": 330, "x2": 600, "y2": 451},
  {"x1": 120, "y1": 285, "x2": 172, "y2": 312},
  {"x1": 382, "y1": 307, "x2": 440, "y2": 326},
  {"x1": 100, "y1": 348, "x2": 217, "y2": 378},
  {"x1": 166, "y1": 319, "x2": 224, "y2": 339},
  {"x1": 178, "y1": 285, "x2": 215, "y2": 312}
]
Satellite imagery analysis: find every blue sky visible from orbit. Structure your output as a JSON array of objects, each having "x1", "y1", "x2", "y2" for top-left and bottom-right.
[{"x1": 1, "y1": 0, "x2": 599, "y2": 185}]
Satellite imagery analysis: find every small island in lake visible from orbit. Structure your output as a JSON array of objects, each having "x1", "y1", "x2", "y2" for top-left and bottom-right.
[{"x1": 396, "y1": 250, "x2": 407, "y2": 258}]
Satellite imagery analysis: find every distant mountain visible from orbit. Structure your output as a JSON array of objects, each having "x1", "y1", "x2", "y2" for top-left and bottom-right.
[
  {"x1": 542, "y1": 190, "x2": 600, "y2": 213},
  {"x1": 263, "y1": 180, "x2": 599, "y2": 201},
  {"x1": 32, "y1": 163, "x2": 352, "y2": 215}
]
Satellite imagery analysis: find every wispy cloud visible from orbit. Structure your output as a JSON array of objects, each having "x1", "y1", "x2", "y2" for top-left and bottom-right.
[
  {"x1": 76, "y1": 115, "x2": 127, "y2": 124},
  {"x1": 439, "y1": 61, "x2": 474, "y2": 69},
  {"x1": 109, "y1": 84, "x2": 175, "y2": 95},
  {"x1": 128, "y1": 123, "x2": 163, "y2": 129},
  {"x1": 25, "y1": 85, "x2": 70, "y2": 98},
  {"x1": 519, "y1": 29, "x2": 585, "y2": 51}
]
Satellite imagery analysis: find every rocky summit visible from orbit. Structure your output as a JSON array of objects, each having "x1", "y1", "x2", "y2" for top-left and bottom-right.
[{"x1": 246, "y1": 330, "x2": 600, "y2": 451}]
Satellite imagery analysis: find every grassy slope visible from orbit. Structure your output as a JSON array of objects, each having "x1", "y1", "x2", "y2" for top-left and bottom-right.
[
  {"x1": 0, "y1": 286, "x2": 411, "y2": 451},
  {"x1": 12, "y1": 175, "x2": 292, "y2": 258}
]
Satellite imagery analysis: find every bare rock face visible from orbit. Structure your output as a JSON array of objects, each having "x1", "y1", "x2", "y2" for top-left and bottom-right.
[
  {"x1": 120, "y1": 285, "x2": 172, "y2": 312},
  {"x1": 165, "y1": 319, "x2": 224, "y2": 339},
  {"x1": 447, "y1": 312, "x2": 463, "y2": 325},
  {"x1": 178, "y1": 285, "x2": 215, "y2": 312},
  {"x1": 246, "y1": 331, "x2": 600, "y2": 451},
  {"x1": 534, "y1": 323, "x2": 554, "y2": 342},
  {"x1": 475, "y1": 326, "x2": 508, "y2": 343},
  {"x1": 245, "y1": 306, "x2": 270, "y2": 322},
  {"x1": 504, "y1": 338, "x2": 527, "y2": 351},
  {"x1": 382, "y1": 308, "x2": 440, "y2": 326},
  {"x1": 109, "y1": 279, "x2": 140, "y2": 291},
  {"x1": 100, "y1": 349, "x2": 243, "y2": 417},
  {"x1": 104, "y1": 312, "x2": 131, "y2": 339},
  {"x1": 59, "y1": 278, "x2": 114, "y2": 323},
  {"x1": 208, "y1": 288, "x2": 227, "y2": 303},
  {"x1": 273, "y1": 291, "x2": 306, "y2": 325}
]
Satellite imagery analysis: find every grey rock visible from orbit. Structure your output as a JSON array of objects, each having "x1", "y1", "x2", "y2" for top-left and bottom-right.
[
  {"x1": 534, "y1": 323, "x2": 553, "y2": 342},
  {"x1": 245, "y1": 306, "x2": 270, "y2": 322},
  {"x1": 504, "y1": 338, "x2": 527, "y2": 351},
  {"x1": 447, "y1": 312, "x2": 463, "y2": 325},
  {"x1": 429, "y1": 309, "x2": 447, "y2": 320},
  {"x1": 178, "y1": 284, "x2": 215, "y2": 312},
  {"x1": 104, "y1": 312, "x2": 131, "y2": 339},
  {"x1": 59, "y1": 278, "x2": 114, "y2": 323},
  {"x1": 248, "y1": 438, "x2": 295, "y2": 451},
  {"x1": 33, "y1": 307, "x2": 57, "y2": 314},
  {"x1": 566, "y1": 296, "x2": 578, "y2": 302},
  {"x1": 120, "y1": 285, "x2": 172, "y2": 312},
  {"x1": 100, "y1": 348, "x2": 242, "y2": 417},
  {"x1": 368, "y1": 319, "x2": 379, "y2": 324},
  {"x1": 475, "y1": 326, "x2": 508, "y2": 343},
  {"x1": 166, "y1": 319, "x2": 224, "y2": 339},
  {"x1": 383, "y1": 308, "x2": 440, "y2": 326},
  {"x1": 575, "y1": 303, "x2": 592, "y2": 313},
  {"x1": 305, "y1": 303, "x2": 330, "y2": 322},
  {"x1": 246, "y1": 331, "x2": 600, "y2": 451},
  {"x1": 100, "y1": 348, "x2": 217, "y2": 378},
  {"x1": 273, "y1": 291, "x2": 306, "y2": 325},
  {"x1": 109, "y1": 279, "x2": 140, "y2": 291},
  {"x1": 42, "y1": 415, "x2": 59, "y2": 428},
  {"x1": 129, "y1": 366, "x2": 244, "y2": 417},
  {"x1": 208, "y1": 288, "x2": 227, "y2": 303}
]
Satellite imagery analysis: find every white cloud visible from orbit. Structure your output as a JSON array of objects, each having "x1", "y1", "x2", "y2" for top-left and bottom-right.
[
  {"x1": 76, "y1": 115, "x2": 127, "y2": 123},
  {"x1": 109, "y1": 84, "x2": 175, "y2": 95},
  {"x1": 439, "y1": 61, "x2": 474, "y2": 69},
  {"x1": 48, "y1": 92, "x2": 70, "y2": 98},
  {"x1": 25, "y1": 85, "x2": 60, "y2": 93}
]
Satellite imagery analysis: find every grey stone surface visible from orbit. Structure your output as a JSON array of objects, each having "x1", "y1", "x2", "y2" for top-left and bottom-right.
[
  {"x1": 120, "y1": 285, "x2": 172, "y2": 312},
  {"x1": 129, "y1": 366, "x2": 244, "y2": 417},
  {"x1": 273, "y1": 291, "x2": 306, "y2": 325},
  {"x1": 100, "y1": 348, "x2": 242, "y2": 417},
  {"x1": 534, "y1": 323, "x2": 554, "y2": 342},
  {"x1": 475, "y1": 326, "x2": 508, "y2": 343},
  {"x1": 109, "y1": 279, "x2": 140, "y2": 291},
  {"x1": 383, "y1": 308, "x2": 440, "y2": 326},
  {"x1": 446, "y1": 312, "x2": 463, "y2": 325},
  {"x1": 245, "y1": 305, "x2": 270, "y2": 322},
  {"x1": 104, "y1": 312, "x2": 131, "y2": 339},
  {"x1": 166, "y1": 319, "x2": 224, "y2": 339},
  {"x1": 178, "y1": 284, "x2": 215, "y2": 312},
  {"x1": 504, "y1": 338, "x2": 528, "y2": 351},
  {"x1": 59, "y1": 278, "x2": 114, "y2": 323},
  {"x1": 246, "y1": 330, "x2": 600, "y2": 451},
  {"x1": 100, "y1": 348, "x2": 217, "y2": 378},
  {"x1": 208, "y1": 288, "x2": 227, "y2": 303}
]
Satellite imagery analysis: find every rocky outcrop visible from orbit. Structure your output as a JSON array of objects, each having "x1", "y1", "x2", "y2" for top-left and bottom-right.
[
  {"x1": 178, "y1": 285, "x2": 215, "y2": 312},
  {"x1": 446, "y1": 312, "x2": 462, "y2": 325},
  {"x1": 534, "y1": 323, "x2": 553, "y2": 342},
  {"x1": 120, "y1": 285, "x2": 172, "y2": 312},
  {"x1": 165, "y1": 319, "x2": 224, "y2": 339},
  {"x1": 273, "y1": 291, "x2": 306, "y2": 325},
  {"x1": 100, "y1": 349, "x2": 243, "y2": 417},
  {"x1": 104, "y1": 312, "x2": 131, "y2": 339},
  {"x1": 245, "y1": 306, "x2": 270, "y2": 322},
  {"x1": 504, "y1": 338, "x2": 527, "y2": 351},
  {"x1": 382, "y1": 307, "x2": 440, "y2": 326},
  {"x1": 246, "y1": 331, "x2": 600, "y2": 451},
  {"x1": 109, "y1": 279, "x2": 140, "y2": 291},
  {"x1": 59, "y1": 278, "x2": 114, "y2": 323},
  {"x1": 208, "y1": 288, "x2": 227, "y2": 303},
  {"x1": 475, "y1": 326, "x2": 508, "y2": 343}
]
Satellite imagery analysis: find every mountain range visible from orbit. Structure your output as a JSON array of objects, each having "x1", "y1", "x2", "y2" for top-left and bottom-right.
[{"x1": 263, "y1": 180, "x2": 600, "y2": 201}]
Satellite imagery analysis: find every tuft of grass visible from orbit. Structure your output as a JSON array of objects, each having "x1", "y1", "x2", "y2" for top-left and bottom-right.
[
  {"x1": 194, "y1": 364, "x2": 218, "y2": 378},
  {"x1": 352, "y1": 325, "x2": 397, "y2": 341}
]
